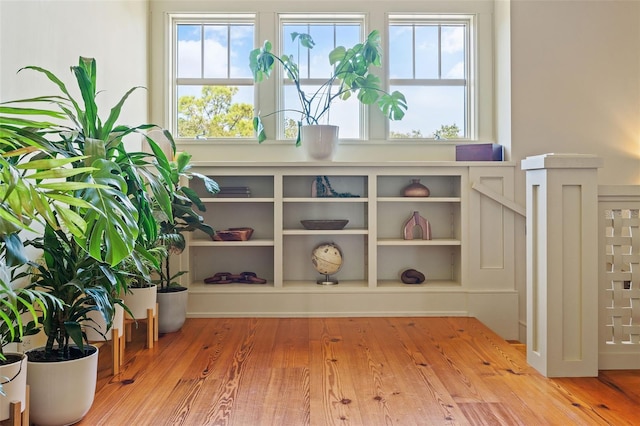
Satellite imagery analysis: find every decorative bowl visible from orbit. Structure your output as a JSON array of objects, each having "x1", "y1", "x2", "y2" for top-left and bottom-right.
[
  {"x1": 300, "y1": 219, "x2": 349, "y2": 230},
  {"x1": 212, "y1": 227, "x2": 254, "y2": 241}
]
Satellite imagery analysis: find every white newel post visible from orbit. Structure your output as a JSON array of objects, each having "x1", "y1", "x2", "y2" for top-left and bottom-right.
[{"x1": 521, "y1": 153, "x2": 603, "y2": 377}]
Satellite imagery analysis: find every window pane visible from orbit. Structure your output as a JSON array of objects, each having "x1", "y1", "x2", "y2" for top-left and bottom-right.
[
  {"x1": 177, "y1": 85, "x2": 254, "y2": 138},
  {"x1": 283, "y1": 24, "x2": 311, "y2": 78},
  {"x1": 441, "y1": 26, "x2": 465, "y2": 79},
  {"x1": 308, "y1": 25, "x2": 334, "y2": 79},
  {"x1": 389, "y1": 25, "x2": 413, "y2": 79},
  {"x1": 230, "y1": 25, "x2": 254, "y2": 78},
  {"x1": 336, "y1": 25, "x2": 359, "y2": 49},
  {"x1": 281, "y1": 21, "x2": 362, "y2": 139},
  {"x1": 177, "y1": 25, "x2": 202, "y2": 78},
  {"x1": 203, "y1": 25, "x2": 228, "y2": 78},
  {"x1": 389, "y1": 86, "x2": 465, "y2": 138},
  {"x1": 284, "y1": 85, "x2": 359, "y2": 139},
  {"x1": 415, "y1": 25, "x2": 438, "y2": 79}
]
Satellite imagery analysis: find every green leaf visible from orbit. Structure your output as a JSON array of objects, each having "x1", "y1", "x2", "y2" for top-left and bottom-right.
[
  {"x1": 17, "y1": 65, "x2": 83, "y2": 122},
  {"x1": 46, "y1": 193, "x2": 93, "y2": 209},
  {"x1": 2, "y1": 233, "x2": 28, "y2": 266},
  {"x1": 378, "y1": 91, "x2": 408, "y2": 121},
  {"x1": 75, "y1": 159, "x2": 140, "y2": 266},
  {"x1": 328, "y1": 46, "x2": 347, "y2": 66},
  {"x1": 64, "y1": 321, "x2": 85, "y2": 351},
  {"x1": 24, "y1": 166, "x2": 96, "y2": 180},
  {"x1": 142, "y1": 132, "x2": 173, "y2": 183},
  {"x1": 72, "y1": 64, "x2": 98, "y2": 137},
  {"x1": 253, "y1": 116, "x2": 267, "y2": 143},
  {"x1": 175, "y1": 151, "x2": 192, "y2": 174},
  {"x1": 102, "y1": 86, "x2": 146, "y2": 137},
  {"x1": 84, "y1": 137, "x2": 106, "y2": 166},
  {"x1": 191, "y1": 172, "x2": 219, "y2": 194},
  {"x1": 292, "y1": 32, "x2": 315, "y2": 49},
  {"x1": 180, "y1": 186, "x2": 206, "y2": 211},
  {"x1": 139, "y1": 167, "x2": 172, "y2": 221},
  {"x1": 37, "y1": 182, "x2": 106, "y2": 191},
  {"x1": 16, "y1": 156, "x2": 88, "y2": 169},
  {"x1": 55, "y1": 205, "x2": 86, "y2": 238}
]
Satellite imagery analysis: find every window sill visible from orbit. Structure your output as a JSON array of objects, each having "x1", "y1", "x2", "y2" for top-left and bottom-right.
[{"x1": 173, "y1": 138, "x2": 503, "y2": 163}]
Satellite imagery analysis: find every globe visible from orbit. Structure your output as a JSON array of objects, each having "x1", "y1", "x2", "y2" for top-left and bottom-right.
[{"x1": 311, "y1": 243, "x2": 343, "y2": 284}]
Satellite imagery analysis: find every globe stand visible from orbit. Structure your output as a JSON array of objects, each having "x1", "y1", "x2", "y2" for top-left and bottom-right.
[
  {"x1": 317, "y1": 274, "x2": 339, "y2": 285},
  {"x1": 311, "y1": 242, "x2": 343, "y2": 286}
]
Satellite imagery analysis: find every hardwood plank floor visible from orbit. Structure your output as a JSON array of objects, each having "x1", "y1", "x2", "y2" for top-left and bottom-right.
[{"x1": 76, "y1": 317, "x2": 639, "y2": 425}]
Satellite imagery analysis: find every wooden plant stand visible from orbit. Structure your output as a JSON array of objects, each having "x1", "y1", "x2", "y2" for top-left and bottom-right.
[{"x1": 125, "y1": 304, "x2": 159, "y2": 349}]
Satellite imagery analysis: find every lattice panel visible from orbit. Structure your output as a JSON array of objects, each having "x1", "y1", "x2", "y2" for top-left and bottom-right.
[{"x1": 604, "y1": 209, "x2": 640, "y2": 344}]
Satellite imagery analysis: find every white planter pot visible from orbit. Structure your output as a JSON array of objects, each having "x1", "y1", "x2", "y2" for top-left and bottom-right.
[
  {"x1": 122, "y1": 284, "x2": 157, "y2": 320},
  {"x1": 0, "y1": 353, "x2": 27, "y2": 421},
  {"x1": 301, "y1": 125, "x2": 339, "y2": 160},
  {"x1": 85, "y1": 303, "x2": 125, "y2": 342},
  {"x1": 27, "y1": 346, "x2": 99, "y2": 426},
  {"x1": 157, "y1": 287, "x2": 188, "y2": 334}
]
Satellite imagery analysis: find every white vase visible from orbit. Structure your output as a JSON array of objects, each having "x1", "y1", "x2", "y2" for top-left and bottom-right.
[
  {"x1": 157, "y1": 287, "x2": 188, "y2": 334},
  {"x1": 0, "y1": 353, "x2": 27, "y2": 421},
  {"x1": 85, "y1": 303, "x2": 125, "y2": 342},
  {"x1": 27, "y1": 346, "x2": 99, "y2": 426},
  {"x1": 122, "y1": 284, "x2": 157, "y2": 320},
  {"x1": 301, "y1": 125, "x2": 339, "y2": 160}
]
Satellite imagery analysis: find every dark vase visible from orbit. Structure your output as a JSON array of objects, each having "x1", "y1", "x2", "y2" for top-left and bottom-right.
[{"x1": 402, "y1": 179, "x2": 430, "y2": 197}]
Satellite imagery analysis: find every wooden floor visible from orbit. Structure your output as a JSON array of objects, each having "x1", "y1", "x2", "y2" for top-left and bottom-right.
[{"x1": 77, "y1": 317, "x2": 640, "y2": 425}]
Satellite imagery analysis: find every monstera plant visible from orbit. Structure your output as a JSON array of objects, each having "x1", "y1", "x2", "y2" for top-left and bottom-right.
[{"x1": 249, "y1": 29, "x2": 407, "y2": 145}]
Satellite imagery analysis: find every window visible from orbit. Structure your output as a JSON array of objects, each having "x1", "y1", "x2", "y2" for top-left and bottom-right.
[
  {"x1": 279, "y1": 16, "x2": 365, "y2": 139},
  {"x1": 172, "y1": 15, "x2": 255, "y2": 138},
  {"x1": 388, "y1": 15, "x2": 473, "y2": 139},
  {"x1": 164, "y1": 7, "x2": 490, "y2": 144}
]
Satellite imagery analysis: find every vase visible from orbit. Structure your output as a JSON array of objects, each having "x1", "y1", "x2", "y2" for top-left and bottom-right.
[
  {"x1": 157, "y1": 287, "x2": 189, "y2": 333},
  {"x1": 85, "y1": 303, "x2": 124, "y2": 342},
  {"x1": 27, "y1": 345, "x2": 99, "y2": 426},
  {"x1": 123, "y1": 284, "x2": 157, "y2": 321},
  {"x1": 301, "y1": 125, "x2": 339, "y2": 160},
  {"x1": 402, "y1": 179, "x2": 430, "y2": 197},
  {"x1": 0, "y1": 353, "x2": 27, "y2": 421}
]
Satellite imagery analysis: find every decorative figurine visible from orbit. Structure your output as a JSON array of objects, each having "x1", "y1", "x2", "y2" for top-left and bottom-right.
[
  {"x1": 401, "y1": 269, "x2": 426, "y2": 284},
  {"x1": 403, "y1": 211, "x2": 431, "y2": 240},
  {"x1": 311, "y1": 176, "x2": 359, "y2": 198}
]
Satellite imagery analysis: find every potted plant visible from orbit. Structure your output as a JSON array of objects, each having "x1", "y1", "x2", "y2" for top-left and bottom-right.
[
  {"x1": 249, "y1": 29, "x2": 408, "y2": 159},
  {"x1": 4, "y1": 56, "x2": 176, "y2": 425},
  {"x1": 0, "y1": 101, "x2": 107, "y2": 421},
  {"x1": 0, "y1": 273, "x2": 60, "y2": 423},
  {"x1": 154, "y1": 151, "x2": 218, "y2": 333}
]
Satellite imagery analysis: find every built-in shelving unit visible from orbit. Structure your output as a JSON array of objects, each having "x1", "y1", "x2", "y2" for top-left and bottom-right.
[{"x1": 179, "y1": 162, "x2": 519, "y2": 339}]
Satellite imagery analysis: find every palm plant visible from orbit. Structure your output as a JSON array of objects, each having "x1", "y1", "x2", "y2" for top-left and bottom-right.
[
  {"x1": 154, "y1": 151, "x2": 218, "y2": 292},
  {"x1": 249, "y1": 29, "x2": 407, "y2": 144},
  {"x1": 0, "y1": 276, "x2": 60, "y2": 363},
  {"x1": 4, "y1": 56, "x2": 176, "y2": 360}
]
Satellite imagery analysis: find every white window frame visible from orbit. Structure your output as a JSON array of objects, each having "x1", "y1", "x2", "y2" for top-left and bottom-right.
[
  {"x1": 387, "y1": 14, "x2": 475, "y2": 140},
  {"x1": 169, "y1": 13, "x2": 256, "y2": 139},
  {"x1": 273, "y1": 14, "x2": 367, "y2": 140},
  {"x1": 153, "y1": 2, "x2": 495, "y2": 148}
]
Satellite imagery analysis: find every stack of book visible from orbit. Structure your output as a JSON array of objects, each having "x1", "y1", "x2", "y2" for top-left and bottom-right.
[{"x1": 217, "y1": 186, "x2": 251, "y2": 198}]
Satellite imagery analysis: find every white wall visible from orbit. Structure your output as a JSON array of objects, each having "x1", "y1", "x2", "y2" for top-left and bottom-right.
[
  {"x1": 510, "y1": 0, "x2": 640, "y2": 190},
  {"x1": 0, "y1": 0, "x2": 150, "y2": 148},
  {"x1": 509, "y1": 1, "x2": 640, "y2": 341}
]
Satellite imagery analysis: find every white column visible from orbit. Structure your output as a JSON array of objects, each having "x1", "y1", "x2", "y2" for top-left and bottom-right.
[{"x1": 521, "y1": 153, "x2": 603, "y2": 377}]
